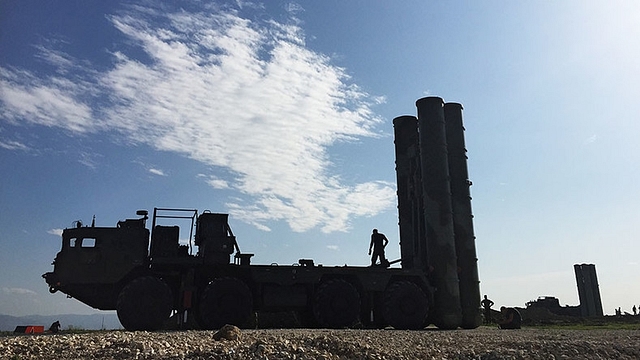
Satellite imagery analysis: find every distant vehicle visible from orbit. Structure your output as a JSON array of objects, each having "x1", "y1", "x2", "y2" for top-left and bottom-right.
[
  {"x1": 43, "y1": 97, "x2": 482, "y2": 331},
  {"x1": 526, "y1": 296, "x2": 581, "y2": 317}
]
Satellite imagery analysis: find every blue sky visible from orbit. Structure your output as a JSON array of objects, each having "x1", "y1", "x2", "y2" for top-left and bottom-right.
[{"x1": 1, "y1": 0, "x2": 639, "y2": 317}]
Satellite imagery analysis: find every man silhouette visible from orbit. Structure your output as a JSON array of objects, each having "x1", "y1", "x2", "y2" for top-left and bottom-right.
[
  {"x1": 481, "y1": 295, "x2": 495, "y2": 324},
  {"x1": 369, "y1": 229, "x2": 389, "y2": 266},
  {"x1": 48, "y1": 321, "x2": 61, "y2": 333}
]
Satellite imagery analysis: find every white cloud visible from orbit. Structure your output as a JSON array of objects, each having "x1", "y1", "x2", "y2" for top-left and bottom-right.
[
  {"x1": 34, "y1": 45, "x2": 76, "y2": 72},
  {"x1": 0, "y1": 67, "x2": 98, "y2": 133},
  {"x1": 0, "y1": 5, "x2": 395, "y2": 233},
  {"x1": 149, "y1": 168, "x2": 166, "y2": 176},
  {"x1": 197, "y1": 173, "x2": 230, "y2": 189},
  {"x1": 284, "y1": 3, "x2": 305, "y2": 15},
  {"x1": 207, "y1": 178, "x2": 230, "y2": 189},
  {"x1": 48, "y1": 228, "x2": 63, "y2": 236},
  {"x1": 78, "y1": 152, "x2": 100, "y2": 169},
  {"x1": 0, "y1": 139, "x2": 29, "y2": 151},
  {"x1": 326, "y1": 245, "x2": 339, "y2": 251},
  {"x1": 3, "y1": 287, "x2": 37, "y2": 296}
]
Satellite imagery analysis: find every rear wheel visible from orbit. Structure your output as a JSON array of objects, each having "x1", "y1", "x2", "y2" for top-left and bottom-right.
[
  {"x1": 296, "y1": 308, "x2": 318, "y2": 328},
  {"x1": 198, "y1": 277, "x2": 253, "y2": 330},
  {"x1": 117, "y1": 276, "x2": 173, "y2": 331},
  {"x1": 383, "y1": 280, "x2": 428, "y2": 330},
  {"x1": 313, "y1": 279, "x2": 360, "y2": 328}
]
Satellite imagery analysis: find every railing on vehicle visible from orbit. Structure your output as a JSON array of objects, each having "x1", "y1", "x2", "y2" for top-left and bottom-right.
[{"x1": 151, "y1": 208, "x2": 198, "y2": 255}]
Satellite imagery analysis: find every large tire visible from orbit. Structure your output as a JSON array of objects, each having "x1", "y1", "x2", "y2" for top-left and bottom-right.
[
  {"x1": 313, "y1": 279, "x2": 360, "y2": 328},
  {"x1": 116, "y1": 276, "x2": 173, "y2": 331},
  {"x1": 198, "y1": 277, "x2": 253, "y2": 330},
  {"x1": 296, "y1": 308, "x2": 318, "y2": 328},
  {"x1": 383, "y1": 281, "x2": 428, "y2": 330}
]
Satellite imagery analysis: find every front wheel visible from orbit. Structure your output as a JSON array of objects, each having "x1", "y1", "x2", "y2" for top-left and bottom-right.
[
  {"x1": 198, "y1": 277, "x2": 253, "y2": 330},
  {"x1": 382, "y1": 280, "x2": 428, "y2": 330},
  {"x1": 313, "y1": 279, "x2": 361, "y2": 328},
  {"x1": 117, "y1": 276, "x2": 173, "y2": 331}
]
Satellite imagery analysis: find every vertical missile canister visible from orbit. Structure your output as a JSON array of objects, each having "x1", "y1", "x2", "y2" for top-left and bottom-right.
[
  {"x1": 574, "y1": 264, "x2": 594, "y2": 316},
  {"x1": 415, "y1": 97, "x2": 462, "y2": 329},
  {"x1": 393, "y1": 115, "x2": 426, "y2": 271},
  {"x1": 574, "y1": 264, "x2": 604, "y2": 317},
  {"x1": 575, "y1": 265, "x2": 589, "y2": 317},
  {"x1": 444, "y1": 102, "x2": 482, "y2": 329}
]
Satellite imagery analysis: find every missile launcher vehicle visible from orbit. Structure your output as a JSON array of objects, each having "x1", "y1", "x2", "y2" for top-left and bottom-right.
[{"x1": 43, "y1": 97, "x2": 482, "y2": 331}]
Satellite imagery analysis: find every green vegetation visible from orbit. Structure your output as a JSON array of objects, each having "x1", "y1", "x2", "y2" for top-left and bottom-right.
[
  {"x1": 531, "y1": 321, "x2": 640, "y2": 330},
  {"x1": 64, "y1": 325, "x2": 88, "y2": 334}
]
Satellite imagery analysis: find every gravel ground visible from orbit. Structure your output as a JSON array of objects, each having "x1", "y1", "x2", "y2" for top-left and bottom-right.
[{"x1": 2, "y1": 327, "x2": 639, "y2": 359}]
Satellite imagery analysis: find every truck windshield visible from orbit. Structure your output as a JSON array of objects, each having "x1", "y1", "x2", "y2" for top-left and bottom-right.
[{"x1": 68, "y1": 237, "x2": 97, "y2": 248}]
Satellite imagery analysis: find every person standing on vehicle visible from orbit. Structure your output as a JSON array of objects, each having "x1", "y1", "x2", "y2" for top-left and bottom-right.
[{"x1": 369, "y1": 229, "x2": 389, "y2": 266}]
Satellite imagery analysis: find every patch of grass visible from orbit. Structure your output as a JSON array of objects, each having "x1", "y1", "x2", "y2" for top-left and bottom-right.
[
  {"x1": 63, "y1": 325, "x2": 89, "y2": 334},
  {"x1": 531, "y1": 322, "x2": 640, "y2": 330}
]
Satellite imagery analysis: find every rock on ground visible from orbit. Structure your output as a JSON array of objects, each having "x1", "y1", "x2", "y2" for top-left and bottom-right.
[{"x1": 1, "y1": 327, "x2": 639, "y2": 359}]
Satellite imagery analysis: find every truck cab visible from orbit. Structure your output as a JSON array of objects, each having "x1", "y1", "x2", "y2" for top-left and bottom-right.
[{"x1": 42, "y1": 211, "x2": 150, "y2": 310}]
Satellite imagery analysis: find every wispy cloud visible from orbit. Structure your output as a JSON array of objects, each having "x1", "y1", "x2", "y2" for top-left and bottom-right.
[
  {"x1": 133, "y1": 160, "x2": 167, "y2": 177},
  {"x1": 326, "y1": 245, "x2": 339, "y2": 251},
  {"x1": 0, "y1": 139, "x2": 29, "y2": 151},
  {"x1": 2, "y1": 287, "x2": 37, "y2": 296},
  {"x1": 48, "y1": 228, "x2": 63, "y2": 236},
  {"x1": 34, "y1": 45, "x2": 77, "y2": 73},
  {"x1": 148, "y1": 168, "x2": 166, "y2": 176},
  {"x1": 0, "y1": 4, "x2": 395, "y2": 233},
  {"x1": 78, "y1": 151, "x2": 101, "y2": 169},
  {"x1": 198, "y1": 174, "x2": 230, "y2": 189},
  {"x1": 584, "y1": 134, "x2": 597, "y2": 144},
  {"x1": 0, "y1": 66, "x2": 98, "y2": 133}
]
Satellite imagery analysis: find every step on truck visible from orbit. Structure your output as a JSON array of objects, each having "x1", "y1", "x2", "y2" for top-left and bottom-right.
[{"x1": 43, "y1": 97, "x2": 482, "y2": 330}]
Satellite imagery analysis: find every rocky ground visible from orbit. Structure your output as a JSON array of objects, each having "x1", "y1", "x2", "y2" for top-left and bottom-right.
[{"x1": 2, "y1": 327, "x2": 639, "y2": 359}]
